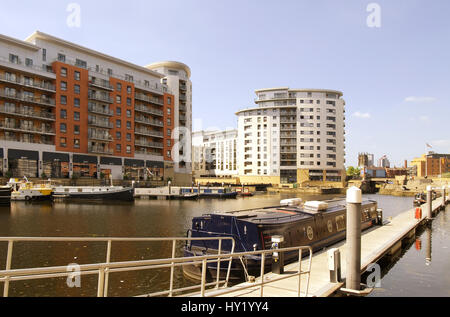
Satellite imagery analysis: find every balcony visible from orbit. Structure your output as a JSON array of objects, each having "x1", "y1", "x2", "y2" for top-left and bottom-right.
[
  {"x1": 179, "y1": 105, "x2": 187, "y2": 112},
  {"x1": 0, "y1": 56, "x2": 55, "y2": 79},
  {"x1": 88, "y1": 92, "x2": 113, "y2": 104},
  {"x1": 0, "y1": 90, "x2": 55, "y2": 107},
  {"x1": 89, "y1": 78, "x2": 114, "y2": 91},
  {"x1": 134, "y1": 116, "x2": 164, "y2": 127},
  {"x1": 134, "y1": 93, "x2": 164, "y2": 106},
  {"x1": 134, "y1": 149, "x2": 162, "y2": 156},
  {"x1": 179, "y1": 94, "x2": 187, "y2": 102},
  {"x1": 0, "y1": 73, "x2": 56, "y2": 92},
  {"x1": 88, "y1": 132, "x2": 113, "y2": 142},
  {"x1": 135, "y1": 140, "x2": 164, "y2": 148},
  {"x1": 0, "y1": 135, "x2": 53, "y2": 145},
  {"x1": 0, "y1": 106, "x2": 55, "y2": 121},
  {"x1": 88, "y1": 103, "x2": 114, "y2": 116},
  {"x1": 179, "y1": 82, "x2": 187, "y2": 91},
  {"x1": 134, "y1": 105, "x2": 163, "y2": 116},
  {"x1": 134, "y1": 128, "x2": 164, "y2": 138},
  {"x1": 88, "y1": 118, "x2": 113, "y2": 129},
  {"x1": 179, "y1": 114, "x2": 186, "y2": 121},
  {"x1": 88, "y1": 145, "x2": 113, "y2": 155},
  {"x1": 0, "y1": 122, "x2": 55, "y2": 135}
]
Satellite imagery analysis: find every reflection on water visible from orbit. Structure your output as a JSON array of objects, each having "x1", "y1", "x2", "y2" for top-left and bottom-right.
[{"x1": 0, "y1": 193, "x2": 447, "y2": 296}]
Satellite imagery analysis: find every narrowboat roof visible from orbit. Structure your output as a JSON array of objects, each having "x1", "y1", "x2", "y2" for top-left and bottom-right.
[{"x1": 202, "y1": 199, "x2": 377, "y2": 224}]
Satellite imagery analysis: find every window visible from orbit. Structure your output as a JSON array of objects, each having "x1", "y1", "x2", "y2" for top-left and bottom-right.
[
  {"x1": 60, "y1": 137, "x2": 67, "y2": 147},
  {"x1": 167, "y1": 150, "x2": 171, "y2": 158},
  {"x1": 116, "y1": 119, "x2": 121, "y2": 128},
  {"x1": 126, "y1": 121, "x2": 131, "y2": 129},
  {"x1": 74, "y1": 125, "x2": 80, "y2": 134},
  {"x1": 167, "y1": 118, "x2": 171, "y2": 125},
  {"x1": 126, "y1": 86, "x2": 131, "y2": 94},
  {"x1": 116, "y1": 144, "x2": 121, "y2": 152},
  {"x1": 167, "y1": 97, "x2": 172, "y2": 105},
  {"x1": 126, "y1": 133, "x2": 131, "y2": 141},
  {"x1": 108, "y1": 68, "x2": 113, "y2": 76},
  {"x1": 116, "y1": 107, "x2": 121, "y2": 116},
  {"x1": 60, "y1": 123, "x2": 67, "y2": 133},
  {"x1": 74, "y1": 112, "x2": 80, "y2": 121},
  {"x1": 74, "y1": 71, "x2": 80, "y2": 81},
  {"x1": 74, "y1": 84, "x2": 80, "y2": 94},
  {"x1": 116, "y1": 83, "x2": 122, "y2": 92},
  {"x1": 116, "y1": 131, "x2": 121, "y2": 140},
  {"x1": 25, "y1": 58, "x2": 33, "y2": 67},
  {"x1": 167, "y1": 128, "x2": 171, "y2": 136},
  {"x1": 74, "y1": 98, "x2": 80, "y2": 107},
  {"x1": 125, "y1": 74, "x2": 133, "y2": 82},
  {"x1": 74, "y1": 139, "x2": 80, "y2": 149},
  {"x1": 144, "y1": 80, "x2": 149, "y2": 87},
  {"x1": 126, "y1": 110, "x2": 131, "y2": 118},
  {"x1": 61, "y1": 67, "x2": 67, "y2": 77},
  {"x1": 42, "y1": 49, "x2": 46, "y2": 62},
  {"x1": 126, "y1": 145, "x2": 131, "y2": 154},
  {"x1": 60, "y1": 109, "x2": 67, "y2": 119},
  {"x1": 126, "y1": 97, "x2": 131, "y2": 106},
  {"x1": 167, "y1": 139, "x2": 171, "y2": 147},
  {"x1": 75, "y1": 59, "x2": 87, "y2": 68},
  {"x1": 167, "y1": 108, "x2": 171, "y2": 115},
  {"x1": 58, "y1": 54, "x2": 66, "y2": 62},
  {"x1": 9, "y1": 54, "x2": 19, "y2": 64},
  {"x1": 60, "y1": 81, "x2": 67, "y2": 91},
  {"x1": 116, "y1": 95, "x2": 121, "y2": 104}
]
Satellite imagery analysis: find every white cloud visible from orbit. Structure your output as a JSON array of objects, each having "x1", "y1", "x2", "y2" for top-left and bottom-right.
[
  {"x1": 404, "y1": 96, "x2": 437, "y2": 103},
  {"x1": 419, "y1": 115, "x2": 430, "y2": 122},
  {"x1": 352, "y1": 111, "x2": 371, "y2": 119}
]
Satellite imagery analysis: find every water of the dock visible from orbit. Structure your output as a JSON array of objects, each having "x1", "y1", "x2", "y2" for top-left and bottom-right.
[{"x1": 0, "y1": 193, "x2": 448, "y2": 297}]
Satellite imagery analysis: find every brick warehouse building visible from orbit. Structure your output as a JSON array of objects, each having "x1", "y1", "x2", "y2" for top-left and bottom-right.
[{"x1": 0, "y1": 31, "x2": 192, "y2": 184}]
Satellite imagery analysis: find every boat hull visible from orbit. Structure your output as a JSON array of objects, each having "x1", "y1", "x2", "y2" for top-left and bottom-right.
[
  {"x1": 59, "y1": 187, "x2": 134, "y2": 201},
  {"x1": 0, "y1": 188, "x2": 12, "y2": 205},
  {"x1": 200, "y1": 192, "x2": 238, "y2": 199}
]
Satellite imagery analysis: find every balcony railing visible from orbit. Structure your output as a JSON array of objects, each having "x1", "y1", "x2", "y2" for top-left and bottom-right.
[
  {"x1": 0, "y1": 135, "x2": 53, "y2": 145},
  {"x1": 0, "y1": 73, "x2": 56, "y2": 92},
  {"x1": 88, "y1": 92, "x2": 113, "y2": 104},
  {"x1": 135, "y1": 140, "x2": 164, "y2": 148},
  {"x1": 134, "y1": 128, "x2": 164, "y2": 138},
  {"x1": 134, "y1": 117, "x2": 164, "y2": 127},
  {"x1": 88, "y1": 118, "x2": 113, "y2": 129},
  {"x1": 134, "y1": 149, "x2": 162, "y2": 156},
  {"x1": 134, "y1": 105, "x2": 163, "y2": 116},
  {"x1": 0, "y1": 122, "x2": 55, "y2": 135},
  {"x1": 88, "y1": 103, "x2": 114, "y2": 116},
  {"x1": 0, "y1": 106, "x2": 55, "y2": 121},
  {"x1": 179, "y1": 105, "x2": 187, "y2": 112},
  {"x1": 0, "y1": 56, "x2": 55, "y2": 76},
  {"x1": 88, "y1": 145, "x2": 113, "y2": 155},
  {"x1": 88, "y1": 132, "x2": 113, "y2": 142},
  {"x1": 89, "y1": 78, "x2": 114, "y2": 91},
  {"x1": 0, "y1": 90, "x2": 55, "y2": 107},
  {"x1": 134, "y1": 93, "x2": 164, "y2": 106}
]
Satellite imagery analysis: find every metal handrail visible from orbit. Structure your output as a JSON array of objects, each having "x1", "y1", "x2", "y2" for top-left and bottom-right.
[{"x1": 0, "y1": 236, "x2": 235, "y2": 297}]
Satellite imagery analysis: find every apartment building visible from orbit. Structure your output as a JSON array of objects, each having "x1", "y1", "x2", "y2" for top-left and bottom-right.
[
  {"x1": 192, "y1": 129, "x2": 238, "y2": 178},
  {"x1": 0, "y1": 31, "x2": 192, "y2": 184},
  {"x1": 236, "y1": 87, "x2": 346, "y2": 185},
  {"x1": 411, "y1": 153, "x2": 450, "y2": 177},
  {"x1": 145, "y1": 61, "x2": 192, "y2": 185}
]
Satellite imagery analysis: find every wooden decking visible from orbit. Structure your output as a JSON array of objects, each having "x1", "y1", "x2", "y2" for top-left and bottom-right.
[{"x1": 206, "y1": 195, "x2": 448, "y2": 297}]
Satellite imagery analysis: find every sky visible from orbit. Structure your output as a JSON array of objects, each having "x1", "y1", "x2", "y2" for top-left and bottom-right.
[{"x1": 1, "y1": 0, "x2": 449, "y2": 167}]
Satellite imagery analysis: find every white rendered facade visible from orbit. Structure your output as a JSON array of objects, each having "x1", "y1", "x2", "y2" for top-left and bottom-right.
[
  {"x1": 236, "y1": 88, "x2": 346, "y2": 184},
  {"x1": 192, "y1": 130, "x2": 238, "y2": 177},
  {"x1": 146, "y1": 61, "x2": 192, "y2": 177}
]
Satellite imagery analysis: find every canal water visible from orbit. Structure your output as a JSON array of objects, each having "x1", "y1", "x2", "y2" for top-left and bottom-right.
[{"x1": 0, "y1": 193, "x2": 447, "y2": 297}]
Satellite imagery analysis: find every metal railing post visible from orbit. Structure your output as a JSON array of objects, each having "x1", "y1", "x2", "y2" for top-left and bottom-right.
[
  {"x1": 97, "y1": 267, "x2": 105, "y2": 297},
  {"x1": 200, "y1": 259, "x2": 207, "y2": 297},
  {"x1": 259, "y1": 253, "x2": 265, "y2": 297},
  {"x1": 215, "y1": 239, "x2": 222, "y2": 289},
  {"x1": 169, "y1": 239, "x2": 176, "y2": 297},
  {"x1": 3, "y1": 240, "x2": 13, "y2": 297},
  {"x1": 297, "y1": 249, "x2": 302, "y2": 297},
  {"x1": 103, "y1": 240, "x2": 112, "y2": 297}
]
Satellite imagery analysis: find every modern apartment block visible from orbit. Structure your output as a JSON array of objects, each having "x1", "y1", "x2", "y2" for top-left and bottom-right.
[
  {"x1": 411, "y1": 153, "x2": 450, "y2": 177},
  {"x1": 145, "y1": 61, "x2": 192, "y2": 185},
  {"x1": 192, "y1": 129, "x2": 238, "y2": 178},
  {"x1": 0, "y1": 31, "x2": 192, "y2": 184},
  {"x1": 236, "y1": 87, "x2": 346, "y2": 185}
]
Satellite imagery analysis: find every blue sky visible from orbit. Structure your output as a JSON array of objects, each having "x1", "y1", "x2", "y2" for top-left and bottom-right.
[{"x1": 1, "y1": 0, "x2": 449, "y2": 167}]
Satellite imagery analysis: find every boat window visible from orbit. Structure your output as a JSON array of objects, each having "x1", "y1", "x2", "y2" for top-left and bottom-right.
[{"x1": 336, "y1": 215, "x2": 345, "y2": 231}]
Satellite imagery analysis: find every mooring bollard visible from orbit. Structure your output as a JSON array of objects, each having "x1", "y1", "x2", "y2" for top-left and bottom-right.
[
  {"x1": 346, "y1": 186, "x2": 362, "y2": 291},
  {"x1": 328, "y1": 248, "x2": 341, "y2": 283},
  {"x1": 426, "y1": 185, "x2": 432, "y2": 219},
  {"x1": 271, "y1": 235, "x2": 284, "y2": 274}
]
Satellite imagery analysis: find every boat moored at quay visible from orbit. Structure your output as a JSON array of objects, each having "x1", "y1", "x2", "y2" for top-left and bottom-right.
[
  {"x1": 183, "y1": 198, "x2": 381, "y2": 281},
  {"x1": 0, "y1": 186, "x2": 12, "y2": 205},
  {"x1": 52, "y1": 186, "x2": 134, "y2": 202}
]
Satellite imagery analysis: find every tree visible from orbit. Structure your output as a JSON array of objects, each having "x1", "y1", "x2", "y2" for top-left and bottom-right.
[{"x1": 346, "y1": 166, "x2": 361, "y2": 179}]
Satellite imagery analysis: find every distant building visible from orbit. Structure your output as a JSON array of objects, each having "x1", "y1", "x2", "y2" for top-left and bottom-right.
[
  {"x1": 385, "y1": 168, "x2": 408, "y2": 178},
  {"x1": 410, "y1": 152, "x2": 450, "y2": 177},
  {"x1": 377, "y1": 155, "x2": 390, "y2": 168},
  {"x1": 358, "y1": 152, "x2": 374, "y2": 168},
  {"x1": 361, "y1": 166, "x2": 386, "y2": 178},
  {"x1": 192, "y1": 130, "x2": 238, "y2": 178}
]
